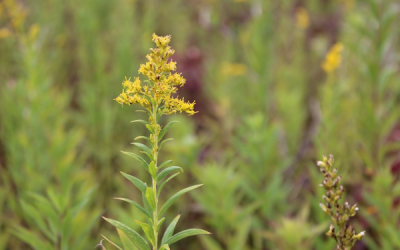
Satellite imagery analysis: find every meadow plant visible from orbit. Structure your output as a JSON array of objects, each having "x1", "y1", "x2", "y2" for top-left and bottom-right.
[
  {"x1": 100, "y1": 34, "x2": 210, "y2": 250},
  {"x1": 317, "y1": 155, "x2": 365, "y2": 250}
]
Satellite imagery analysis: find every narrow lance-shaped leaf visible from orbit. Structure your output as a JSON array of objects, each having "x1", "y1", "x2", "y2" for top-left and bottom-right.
[
  {"x1": 157, "y1": 217, "x2": 165, "y2": 231},
  {"x1": 117, "y1": 229, "x2": 139, "y2": 250},
  {"x1": 115, "y1": 198, "x2": 151, "y2": 218},
  {"x1": 121, "y1": 151, "x2": 149, "y2": 172},
  {"x1": 159, "y1": 121, "x2": 179, "y2": 141},
  {"x1": 159, "y1": 184, "x2": 203, "y2": 216},
  {"x1": 142, "y1": 195, "x2": 153, "y2": 221},
  {"x1": 149, "y1": 161, "x2": 157, "y2": 178},
  {"x1": 135, "y1": 220, "x2": 155, "y2": 246},
  {"x1": 146, "y1": 124, "x2": 155, "y2": 134},
  {"x1": 158, "y1": 173, "x2": 180, "y2": 198},
  {"x1": 165, "y1": 229, "x2": 211, "y2": 245},
  {"x1": 159, "y1": 138, "x2": 174, "y2": 150},
  {"x1": 158, "y1": 160, "x2": 173, "y2": 170},
  {"x1": 11, "y1": 226, "x2": 53, "y2": 250},
  {"x1": 131, "y1": 120, "x2": 150, "y2": 126},
  {"x1": 135, "y1": 136, "x2": 153, "y2": 146},
  {"x1": 145, "y1": 187, "x2": 157, "y2": 211},
  {"x1": 159, "y1": 244, "x2": 170, "y2": 250},
  {"x1": 103, "y1": 217, "x2": 150, "y2": 250},
  {"x1": 161, "y1": 214, "x2": 180, "y2": 245},
  {"x1": 156, "y1": 166, "x2": 183, "y2": 183},
  {"x1": 131, "y1": 142, "x2": 153, "y2": 160},
  {"x1": 19, "y1": 199, "x2": 55, "y2": 242},
  {"x1": 121, "y1": 172, "x2": 147, "y2": 193}
]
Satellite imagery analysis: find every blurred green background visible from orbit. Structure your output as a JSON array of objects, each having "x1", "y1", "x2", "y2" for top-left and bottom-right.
[{"x1": 1, "y1": 0, "x2": 400, "y2": 249}]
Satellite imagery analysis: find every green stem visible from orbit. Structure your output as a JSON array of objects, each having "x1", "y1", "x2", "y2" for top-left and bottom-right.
[{"x1": 151, "y1": 104, "x2": 159, "y2": 250}]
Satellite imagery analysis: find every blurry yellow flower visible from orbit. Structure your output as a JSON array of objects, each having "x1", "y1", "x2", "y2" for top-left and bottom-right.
[
  {"x1": 4, "y1": 0, "x2": 28, "y2": 29},
  {"x1": 1, "y1": 0, "x2": 28, "y2": 33},
  {"x1": 322, "y1": 43, "x2": 344, "y2": 74},
  {"x1": 28, "y1": 24, "x2": 40, "y2": 41},
  {"x1": 0, "y1": 28, "x2": 11, "y2": 39},
  {"x1": 296, "y1": 7, "x2": 309, "y2": 29},
  {"x1": 338, "y1": 0, "x2": 354, "y2": 10},
  {"x1": 221, "y1": 63, "x2": 247, "y2": 76},
  {"x1": 115, "y1": 34, "x2": 196, "y2": 116}
]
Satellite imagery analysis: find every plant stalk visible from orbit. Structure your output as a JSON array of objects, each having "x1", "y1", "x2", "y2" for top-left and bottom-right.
[{"x1": 152, "y1": 104, "x2": 159, "y2": 250}]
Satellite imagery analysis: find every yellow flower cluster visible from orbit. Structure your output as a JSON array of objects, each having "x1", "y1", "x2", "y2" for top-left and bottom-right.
[
  {"x1": 115, "y1": 34, "x2": 197, "y2": 116},
  {"x1": 221, "y1": 63, "x2": 247, "y2": 76},
  {"x1": 115, "y1": 77, "x2": 151, "y2": 109},
  {"x1": 0, "y1": 0, "x2": 39, "y2": 41},
  {"x1": 322, "y1": 43, "x2": 344, "y2": 73},
  {"x1": 296, "y1": 7, "x2": 309, "y2": 29},
  {"x1": 0, "y1": 0, "x2": 28, "y2": 31}
]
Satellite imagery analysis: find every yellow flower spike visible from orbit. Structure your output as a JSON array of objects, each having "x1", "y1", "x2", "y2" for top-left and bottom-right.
[
  {"x1": 0, "y1": 28, "x2": 11, "y2": 39},
  {"x1": 115, "y1": 34, "x2": 197, "y2": 116},
  {"x1": 28, "y1": 23, "x2": 40, "y2": 41},
  {"x1": 296, "y1": 7, "x2": 310, "y2": 29},
  {"x1": 322, "y1": 42, "x2": 344, "y2": 74}
]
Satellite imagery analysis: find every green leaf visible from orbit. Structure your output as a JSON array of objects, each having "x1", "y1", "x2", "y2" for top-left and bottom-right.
[
  {"x1": 47, "y1": 189, "x2": 63, "y2": 214},
  {"x1": 159, "y1": 244, "x2": 170, "y2": 250},
  {"x1": 103, "y1": 217, "x2": 150, "y2": 250},
  {"x1": 19, "y1": 199, "x2": 55, "y2": 242},
  {"x1": 165, "y1": 229, "x2": 210, "y2": 245},
  {"x1": 131, "y1": 120, "x2": 149, "y2": 126},
  {"x1": 149, "y1": 161, "x2": 157, "y2": 178},
  {"x1": 115, "y1": 198, "x2": 151, "y2": 218},
  {"x1": 121, "y1": 172, "x2": 147, "y2": 193},
  {"x1": 156, "y1": 167, "x2": 182, "y2": 183},
  {"x1": 135, "y1": 220, "x2": 155, "y2": 246},
  {"x1": 146, "y1": 124, "x2": 155, "y2": 134},
  {"x1": 135, "y1": 136, "x2": 153, "y2": 145},
  {"x1": 142, "y1": 195, "x2": 153, "y2": 220},
  {"x1": 157, "y1": 217, "x2": 165, "y2": 231},
  {"x1": 161, "y1": 214, "x2": 180, "y2": 245},
  {"x1": 159, "y1": 121, "x2": 179, "y2": 141},
  {"x1": 145, "y1": 187, "x2": 157, "y2": 211},
  {"x1": 12, "y1": 226, "x2": 53, "y2": 250},
  {"x1": 159, "y1": 138, "x2": 174, "y2": 150},
  {"x1": 28, "y1": 193, "x2": 60, "y2": 237},
  {"x1": 158, "y1": 160, "x2": 173, "y2": 169},
  {"x1": 132, "y1": 143, "x2": 153, "y2": 160},
  {"x1": 159, "y1": 184, "x2": 203, "y2": 216},
  {"x1": 158, "y1": 173, "x2": 180, "y2": 198},
  {"x1": 117, "y1": 229, "x2": 138, "y2": 250},
  {"x1": 121, "y1": 151, "x2": 149, "y2": 172}
]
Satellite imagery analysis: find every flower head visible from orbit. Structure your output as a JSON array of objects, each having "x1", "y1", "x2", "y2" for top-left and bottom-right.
[
  {"x1": 115, "y1": 34, "x2": 196, "y2": 116},
  {"x1": 296, "y1": 7, "x2": 310, "y2": 29},
  {"x1": 322, "y1": 43, "x2": 344, "y2": 73}
]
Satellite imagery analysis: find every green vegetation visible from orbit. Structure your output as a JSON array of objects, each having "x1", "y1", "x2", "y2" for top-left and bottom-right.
[{"x1": 1, "y1": 0, "x2": 399, "y2": 249}]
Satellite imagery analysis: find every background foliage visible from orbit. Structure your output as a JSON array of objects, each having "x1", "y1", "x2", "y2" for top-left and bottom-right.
[{"x1": 1, "y1": 0, "x2": 399, "y2": 249}]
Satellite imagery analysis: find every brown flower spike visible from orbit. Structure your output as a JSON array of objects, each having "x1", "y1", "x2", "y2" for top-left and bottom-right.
[{"x1": 317, "y1": 154, "x2": 365, "y2": 250}]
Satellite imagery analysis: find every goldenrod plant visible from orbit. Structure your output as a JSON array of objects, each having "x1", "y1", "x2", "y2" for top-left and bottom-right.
[
  {"x1": 321, "y1": 43, "x2": 343, "y2": 75},
  {"x1": 263, "y1": 206, "x2": 327, "y2": 250},
  {"x1": 0, "y1": 1, "x2": 100, "y2": 249},
  {"x1": 99, "y1": 34, "x2": 210, "y2": 250},
  {"x1": 317, "y1": 155, "x2": 365, "y2": 250}
]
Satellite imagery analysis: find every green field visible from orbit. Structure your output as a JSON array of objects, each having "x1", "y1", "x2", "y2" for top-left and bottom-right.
[{"x1": 1, "y1": 0, "x2": 399, "y2": 249}]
